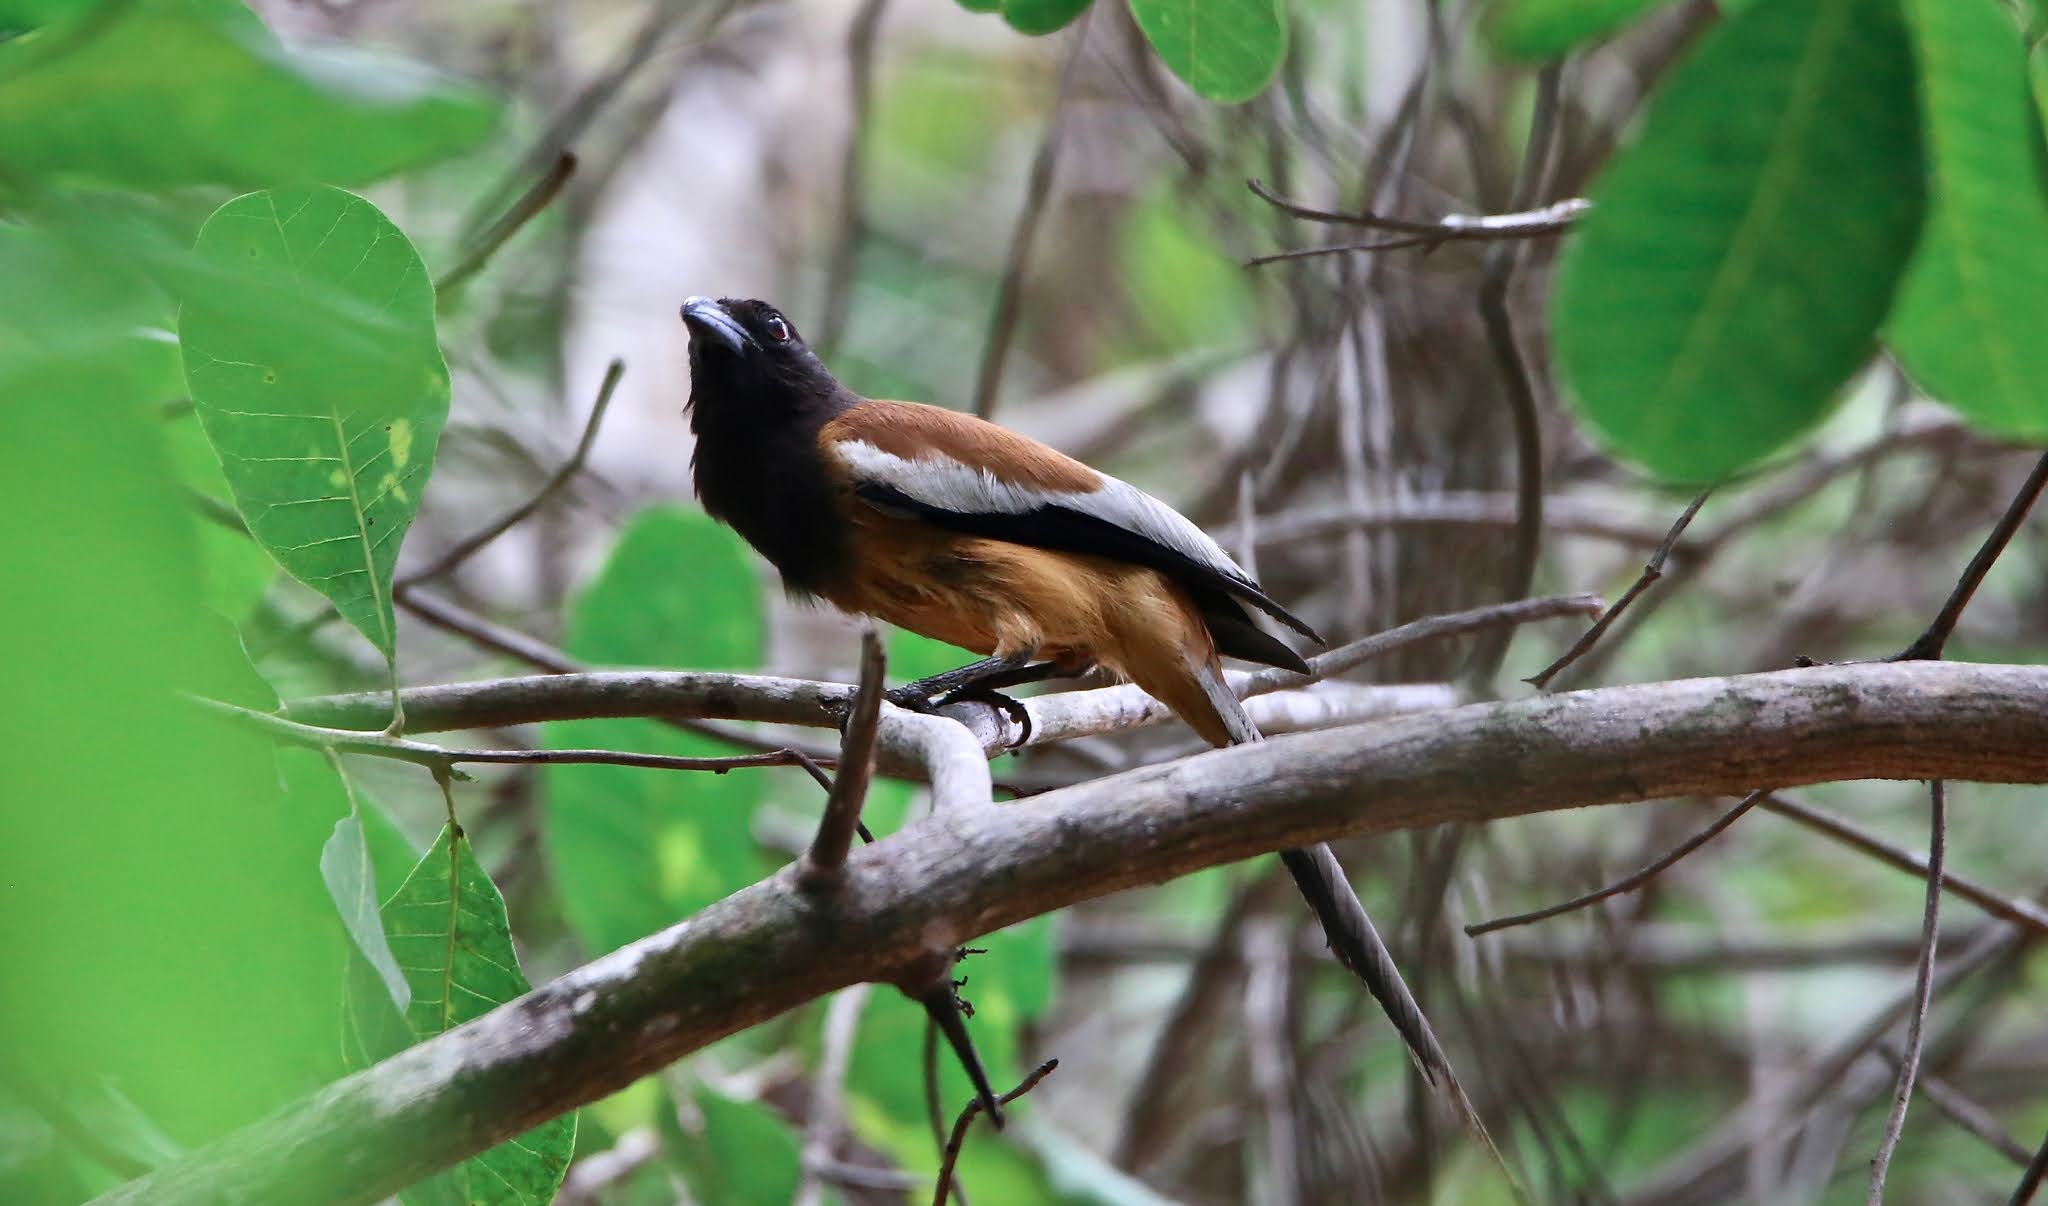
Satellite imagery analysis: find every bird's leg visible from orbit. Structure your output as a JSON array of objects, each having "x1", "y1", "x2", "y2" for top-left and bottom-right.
[{"x1": 885, "y1": 654, "x2": 1076, "y2": 745}]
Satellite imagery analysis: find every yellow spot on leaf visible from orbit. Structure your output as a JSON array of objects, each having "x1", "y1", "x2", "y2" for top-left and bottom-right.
[
  {"x1": 378, "y1": 471, "x2": 409, "y2": 505},
  {"x1": 329, "y1": 469, "x2": 348, "y2": 489},
  {"x1": 388, "y1": 419, "x2": 414, "y2": 469}
]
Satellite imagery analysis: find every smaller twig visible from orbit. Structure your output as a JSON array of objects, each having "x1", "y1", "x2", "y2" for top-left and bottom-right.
[
  {"x1": 971, "y1": 15, "x2": 1088, "y2": 419},
  {"x1": 1525, "y1": 487, "x2": 1713, "y2": 689},
  {"x1": 1243, "y1": 593, "x2": 1604, "y2": 697},
  {"x1": 813, "y1": 0, "x2": 890, "y2": 356},
  {"x1": 1875, "y1": 1046, "x2": 2033, "y2": 1167},
  {"x1": 1867, "y1": 780, "x2": 1947, "y2": 1205},
  {"x1": 802, "y1": 630, "x2": 884, "y2": 887},
  {"x1": 1245, "y1": 194, "x2": 1591, "y2": 266},
  {"x1": 436, "y1": 151, "x2": 576, "y2": 298},
  {"x1": 931, "y1": 1060, "x2": 1059, "y2": 1206},
  {"x1": 1247, "y1": 178, "x2": 1589, "y2": 240},
  {"x1": 1465, "y1": 789, "x2": 1765, "y2": 936},
  {"x1": 2013, "y1": 1124, "x2": 2048, "y2": 1205},
  {"x1": 1243, "y1": 920, "x2": 1302, "y2": 1206},
  {"x1": 1893, "y1": 451, "x2": 2048, "y2": 661},
  {"x1": 795, "y1": 984, "x2": 872, "y2": 1206},
  {"x1": 398, "y1": 359, "x2": 624, "y2": 589},
  {"x1": 1761, "y1": 794, "x2": 2048, "y2": 935},
  {"x1": 200, "y1": 696, "x2": 828, "y2": 779}
]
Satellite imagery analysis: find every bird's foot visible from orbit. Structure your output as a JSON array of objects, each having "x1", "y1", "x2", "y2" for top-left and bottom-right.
[
  {"x1": 936, "y1": 684, "x2": 1033, "y2": 747},
  {"x1": 883, "y1": 682, "x2": 1033, "y2": 747}
]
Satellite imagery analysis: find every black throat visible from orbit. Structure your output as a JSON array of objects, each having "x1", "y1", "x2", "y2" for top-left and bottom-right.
[{"x1": 688, "y1": 366, "x2": 859, "y2": 599}]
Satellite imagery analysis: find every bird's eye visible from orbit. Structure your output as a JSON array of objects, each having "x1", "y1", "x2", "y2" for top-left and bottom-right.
[{"x1": 764, "y1": 315, "x2": 792, "y2": 343}]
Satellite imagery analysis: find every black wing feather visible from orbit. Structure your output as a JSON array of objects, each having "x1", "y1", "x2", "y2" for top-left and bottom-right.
[{"x1": 855, "y1": 481, "x2": 1325, "y2": 647}]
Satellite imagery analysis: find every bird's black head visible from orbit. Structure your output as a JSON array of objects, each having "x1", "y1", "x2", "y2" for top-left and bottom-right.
[{"x1": 680, "y1": 296, "x2": 843, "y2": 425}]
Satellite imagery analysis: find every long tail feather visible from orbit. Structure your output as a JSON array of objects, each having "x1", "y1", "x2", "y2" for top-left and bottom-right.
[{"x1": 1188, "y1": 658, "x2": 1519, "y2": 1193}]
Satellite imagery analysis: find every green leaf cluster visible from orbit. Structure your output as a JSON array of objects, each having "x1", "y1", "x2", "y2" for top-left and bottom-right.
[
  {"x1": 1551, "y1": 0, "x2": 2048, "y2": 481},
  {"x1": 0, "y1": 0, "x2": 503, "y2": 1200},
  {"x1": 953, "y1": 0, "x2": 1286, "y2": 104}
]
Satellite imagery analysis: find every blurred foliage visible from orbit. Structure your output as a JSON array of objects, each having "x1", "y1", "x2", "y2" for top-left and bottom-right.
[
  {"x1": 2, "y1": 0, "x2": 2047, "y2": 1203},
  {"x1": 543, "y1": 507, "x2": 771, "y2": 957},
  {"x1": 1552, "y1": 0, "x2": 1924, "y2": 482}
]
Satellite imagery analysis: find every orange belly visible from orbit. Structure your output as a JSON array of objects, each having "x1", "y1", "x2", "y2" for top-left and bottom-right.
[{"x1": 822, "y1": 508, "x2": 1214, "y2": 682}]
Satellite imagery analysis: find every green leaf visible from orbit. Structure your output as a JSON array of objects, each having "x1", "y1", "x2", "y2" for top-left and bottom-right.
[
  {"x1": 0, "y1": 0, "x2": 495, "y2": 191},
  {"x1": 381, "y1": 825, "x2": 576, "y2": 1206},
  {"x1": 320, "y1": 809, "x2": 412, "y2": 1014},
  {"x1": 544, "y1": 507, "x2": 770, "y2": 956},
  {"x1": 2, "y1": 237, "x2": 347, "y2": 1141},
  {"x1": 955, "y1": 0, "x2": 1001, "y2": 12},
  {"x1": 674, "y1": 1086, "x2": 803, "y2": 1206},
  {"x1": 1004, "y1": 0, "x2": 1090, "y2": 34},
  {"x1": 1127, "y1": 0, "x2": 1286, "y2": 103},
  {"x1": 181, "y1": 186, "x2": 449, "y2": 669},
  {"x1": 1886, "y1": 0, "x2": 2048, "y2": 439},
  {"x1": 1551, "y1": 0, "x2": 1925, "y2": 482},
  {"x1": 1486, "y1": 0, "x2": 1673, "y2": 61}
]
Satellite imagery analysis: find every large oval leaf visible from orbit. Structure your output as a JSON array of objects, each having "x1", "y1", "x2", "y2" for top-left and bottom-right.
[
  {"x1": 1552, "y1": 0, "x2": 1925, "y2": 482},
  {"x1": 0, "y1": 0, "x2": 494, "y2": 190},
  {"x1": 1486, "y1": 0, "x2": 1673, "y2": 61},
  {"x1": 181, "y1": 186, "x2": 449, "y2": 667},
  {"x1": 1886, "y1": 0, "x2": 2048, "y2": 439},
  {"x1": 377, "y1": 825, "x2": 575, "y2": 1206},
  {"x1": 1004, "y1": 0, "x2": 1090, "y2": 35},
  {"x1": 1127, "y1": 0, "x2": 1286, "y2": 104},
  {"x1": 543, "y1": 508, "x2": 769, "y2": 957}
]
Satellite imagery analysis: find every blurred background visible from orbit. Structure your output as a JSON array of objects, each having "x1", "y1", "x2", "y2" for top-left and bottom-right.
[{"x1": 7, "y1": 0, "x2": 2047, "y2": 1202}]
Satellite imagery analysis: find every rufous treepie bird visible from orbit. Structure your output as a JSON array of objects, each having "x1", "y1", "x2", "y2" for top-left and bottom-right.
[{"x1": 680, "y1": 295, "x2": 1457, "y2": 1116}]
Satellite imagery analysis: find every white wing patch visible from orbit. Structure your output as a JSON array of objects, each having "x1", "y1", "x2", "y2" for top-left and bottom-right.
[{"x1": 835, "y1": 439, "x2": 1254, "y2": 587}]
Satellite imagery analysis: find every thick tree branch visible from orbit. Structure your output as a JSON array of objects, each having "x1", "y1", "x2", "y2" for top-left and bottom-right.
[{"x1": 102, "y1": 662, "x2": 2048, "y2": 1206}]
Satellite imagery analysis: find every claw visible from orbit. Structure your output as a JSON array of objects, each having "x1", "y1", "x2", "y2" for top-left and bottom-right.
[{"x1": 937, "y1": 685, "x2": 1034, "y2": 747}]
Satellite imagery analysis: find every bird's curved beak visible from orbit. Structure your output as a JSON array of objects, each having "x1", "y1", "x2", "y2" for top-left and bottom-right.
[{"x1": 680, "y1": 296, "x2": 753, "y2": 353}]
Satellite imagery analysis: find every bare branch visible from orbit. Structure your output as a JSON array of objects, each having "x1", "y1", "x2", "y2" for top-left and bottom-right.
[
  {"x1": 971, "y1": 18, "x2": 1088, "y2": 419},
  {"x1": 932, "y1": 1060, "x2": 1059, "y2": 1206},
  {"x1": 202, "y1": 696, "x2": 830, "y2": 778},
  {"x1": 802, "y1": 631, "x2": 885, "y2": 887},
  {"x1": 794, "y1": 985, "x2": 871, "y2": 1206},
  {"x1": 1524, "y1": 487, "x2": 1711, "y2": 689},
  {"x1": 1866, "y1": 780, "x2": 1946, "y2": 1204},
  {"x1": 99, "y1": 662, "x2": 2048, "y2": 1206},
  {"x1": 1465, "y1": 789, "x2": 1763, "y2": 936},
  {"x1": 398, "y1": 360, "x2": 625, "y2": 589},
  {"x1": 1876, "y1": 1047, "x2": 2032, "y2": 1167},
  {"x1": 1893, "y1": 450, "x2": 2048, "y2": 661},
  {"x1": 1245, "y1": 176, "x2": 1587, "y2": 258},
  {"x1": 435, "y1": 151, "x2": 576, "y2": 299},
  {"x1": 1760, "y1": 794, "x2": 2048, "y2": 935}
]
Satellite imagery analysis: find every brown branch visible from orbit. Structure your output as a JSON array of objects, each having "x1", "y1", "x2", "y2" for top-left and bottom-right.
[
  {"x1": 1524, "y1": 487, "x2": 1711, "y2": 689},
  {"x1": 1875, "y1": 1046, "x2": 2033, "y2": 1167},
  {"x1": 397, "y1": 359, "x2": 624, "y2": 589},
  {"x1": 932, "y1": 1060, "x2": 1059, "y2": 1206},
  {"x1": 1893, "y1": 450, "x2": 2048, "y2": 661},
  {"x1": 435, "y1": 151, "x2": 576, "y2": 299},
  {"x1": 802, "y1": 630, "x2": 884, "y2": 887},
  {"x1": 1465, "y1": 789, "x2": 1763, "y2": 936},
  {"x1": 97, "y1": 662, "x2": 2048, "y2": 1206},
  {"x1": 1866, "y1": 780, "x2": 1946, "y2": 1204},
  {"x1": 2014, "y1": 1123, "x2": 2048, "y2": 1205},
  {"x1": 1468, "y1": 64, "x2": 1562, "y2": 684},
  {"x1": 201, "y1": 697, "x2": 828, "y2": 778}
]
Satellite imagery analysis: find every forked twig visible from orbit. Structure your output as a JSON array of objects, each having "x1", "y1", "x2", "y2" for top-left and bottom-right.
[
  {"x1": 1466, "y1": 789, "x2": 1765, "y2": 936},
  {"x1": 399, "y1": 359, "x2": 624, "y2": 589},
  {"x1": 1525, "y1": 487, "x2": 1712, "y2": 689},
  {"x1": 931, "y1": 1060, "x2": 1059, "y2": 1206}
]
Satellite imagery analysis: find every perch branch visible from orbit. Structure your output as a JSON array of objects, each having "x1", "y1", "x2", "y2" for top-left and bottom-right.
[{"x1": 97, "y1": 662, "x2": 2048, "y2": 1206}]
